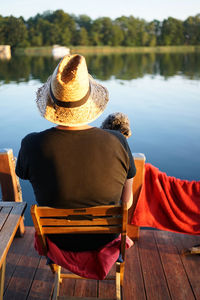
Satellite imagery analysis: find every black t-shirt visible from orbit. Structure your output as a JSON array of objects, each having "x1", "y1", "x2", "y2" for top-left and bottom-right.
[{"x1": 16, "y1": 127, "x2": 136, "y2": 251}]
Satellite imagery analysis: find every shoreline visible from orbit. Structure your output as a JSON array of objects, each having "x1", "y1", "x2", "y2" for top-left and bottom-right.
[{"x1": 14, "y1": 45, "x2": 200, "y2": 56}]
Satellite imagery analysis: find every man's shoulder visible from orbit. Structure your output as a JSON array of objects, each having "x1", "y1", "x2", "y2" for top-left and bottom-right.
[
  {"x1": 92, "y1": 128, "x2": 124, "y2": 144},
  {"x1": 21, "y1": 128, "x2": 54, "y2": 145},
  {"x1": 102, "y1": 129, "x2": 127, "y2": 145}
]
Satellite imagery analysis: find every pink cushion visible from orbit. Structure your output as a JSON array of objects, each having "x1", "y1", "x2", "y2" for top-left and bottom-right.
[{"x1": 35, "y1": 233, "x2": 133, "y2": 280}]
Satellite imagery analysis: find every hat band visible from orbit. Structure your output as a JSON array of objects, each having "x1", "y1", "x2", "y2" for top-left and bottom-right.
[{"x1": 50, "y1": 84, "x2": 91, "y2": 108}]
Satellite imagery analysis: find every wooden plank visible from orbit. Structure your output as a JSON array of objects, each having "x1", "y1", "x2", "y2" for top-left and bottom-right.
[
  {"x1": 73, "y1": 279, "x2": 97, "y2": 298},
  {"x1": 27, "y1": 256, "x2": 55, "y2": 300},
  {"x1": 40, "y1": 217, "x2": 122, "y2": 226},
  {"x1": 123, "y1": 242, "x2": 146, "y2": 300},
  {"x1": 42, "y1": 227, "x2": 122, "y2": 234},
  {"x1": 59, "y1": 269, "x2": 76, "y2": 298},
  {"x1": 0, "y1": 201, "x2": 26, "y2": 209},
  {"x1": 171, "y1": 232, "x2": 200, "y2": 300},
  {"x1": 61, "y1": 274, "x2": 90, "y2": 280},
  {"x1": 99, "y1": 280, "x2": 116, "y2": 299},
  {"x1": 0, "y1": 203, "x2": 27, "y2": 269},
  {"x1": 139, "y1": 230, "x2": 171, "y2": 300},
  {"x1": 0, "y1": 207, "x2": 12, "y2": 230},
  {"x1": 99, "y1": 265, "x2": 116, "y2": 299},
  {"x1": 0, "y1": 201, "x2": 25, "y2": 207},
  {"x1": 4, "y1": 226, "x2": 35, "y2": 292},
  {"x1": 154, "y1": 230, "x2": 195, "y2": 300},
  {"x1": 5, "y1": 227, "x2": 54, "y2": 300},
  {"x1": 36, "y1": 205, "x2": 121, "y2": 217},
  {"x1": 59, "y1": 279, "x2": 76, "y2": 298},
  {"x1": 3, "y1": 228, "x2": 41, "y2": 300}
]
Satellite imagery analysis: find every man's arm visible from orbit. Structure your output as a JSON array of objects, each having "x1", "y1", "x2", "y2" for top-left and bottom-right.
[{"x1": 121, "y1": 178, "x2": 133, "y2": 209}]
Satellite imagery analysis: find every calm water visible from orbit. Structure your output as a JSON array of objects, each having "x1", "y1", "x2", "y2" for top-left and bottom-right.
[{"x1": 0, "y1": 52, "x2": 200, "y2": 224}]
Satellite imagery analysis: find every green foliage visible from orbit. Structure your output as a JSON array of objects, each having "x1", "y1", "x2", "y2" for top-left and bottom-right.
[
  {"x1": 75, "y1": 28, "x2": 89, "y2": 46},
  {"x1": 160, "y1": 17, "x2": 184, "y2": 45},
  {"x1": 183, "y1": 15, "x2": 200, "y2": 45},
  {"x1": 0, "y1": 11, "x2": 200, "y2": 48},
  {"x1": 0, "y1": 16, "x2": 28, "y2": 48}
]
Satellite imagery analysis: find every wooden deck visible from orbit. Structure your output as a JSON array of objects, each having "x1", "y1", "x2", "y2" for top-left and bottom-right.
[{"x1": 3, "y1": 227, "x2": 200, "y2": 300}]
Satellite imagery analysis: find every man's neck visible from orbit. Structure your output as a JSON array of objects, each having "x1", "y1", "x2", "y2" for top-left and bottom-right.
[{"x1": 56, "y1": 125, "x2": 92, "y2": 131}]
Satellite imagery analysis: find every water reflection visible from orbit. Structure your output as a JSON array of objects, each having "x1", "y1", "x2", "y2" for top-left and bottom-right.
[
  {"x1": 0, "y1": 52, "x2": 200, "y2": 84},
  {"x1": 1, "y1": 52, "x2": 200, "y2": 225}
]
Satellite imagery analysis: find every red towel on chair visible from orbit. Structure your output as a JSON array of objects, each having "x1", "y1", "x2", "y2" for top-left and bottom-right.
[
  {"x1": 34, "y1": 233, "x2": 133, "y2": 280},
  {"x1": 132, "y1": 163, "x2": 200, "y2": 235}
]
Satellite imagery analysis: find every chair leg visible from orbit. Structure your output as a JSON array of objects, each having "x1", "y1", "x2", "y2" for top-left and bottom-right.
[
  {"x1": 182, "y1": 245, "x2": 200, "y2": 255},
  {"x1": 50, "y1": 263, "x2": 59, "y2": 274},
  {"x1": 0, "y1": 259, "x2": 6, "y2": 300},
  {"x1": 52, "y1": 266, "x2": 61, "y2": 300},
  {"x1": 116, "y1": 262, "x2": 121, "y2": 300},
  {"x1": 120, "y1": 262, "x2": 125, "y2": 286}
]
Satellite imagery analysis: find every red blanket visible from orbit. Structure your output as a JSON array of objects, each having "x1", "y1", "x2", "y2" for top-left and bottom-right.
[
  {"x1": 35, "y1": 233, "x2": 133, "y2": 280},
  {"x1": 132, "y1": 163, "x2": 200, "y2": 235}
]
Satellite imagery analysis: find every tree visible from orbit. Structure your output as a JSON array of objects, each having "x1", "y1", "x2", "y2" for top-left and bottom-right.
[
  {"x1": 109, "y1": 24, "x2": 124, "y2": 46},
  {"x1": 115, "y1": 16, "x2": 134, "y2": 46},
  {"x1": 47, "y1": 10, "x2": 76, "y2": 45},
  {"x1": 90, "y1": 18, "x2": 104, "y2": 45},
  {"x1": 145, "y1": 21, "x2": 157, "y2": 46},
  {"x1": 184, "y1": 14, "x2": 200, "y2": 45},
  {"x1": 36, "y1": 19, "x2": 58, "y2": 45},
  {"x1": 75, "y1": 27, "x2": 89, "y2": 45},
  {"x1": 75, "y1": 14, "x2": 92, "y2": 32},
  {"x1": 1, "y1": 11, "x2": 200, "y2": 48},
  {"x1": 2, "y1": 16, "x2": 28, "y2": 48},
  {"x1": 160, "y1": 17, "x2": 184, "y2": 45},
  {"x1": 0, "y1": 15, "x2": 6, "y2": 44},
  {"x1": 151, "y1": 20, "x2": 162, "y2": 45},
  {"x1": 115, "y1": 16, "x2": 146, "y2": 46}
]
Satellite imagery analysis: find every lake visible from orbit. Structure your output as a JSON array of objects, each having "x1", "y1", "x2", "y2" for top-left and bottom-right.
[{"x1": 0, "y1": 52, "x2": 200, "y2": 224}]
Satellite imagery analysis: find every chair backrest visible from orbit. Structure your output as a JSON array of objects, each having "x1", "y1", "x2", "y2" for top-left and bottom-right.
[
  {"x1": 0, "y1": 149, "x2": 25, "y2": 236},
  {"x1": 31, "y1": 203, "x2": 128, "y2": 259},
  {"x1": 0, "y1": 149, "x2": 22, "y2": 202}
]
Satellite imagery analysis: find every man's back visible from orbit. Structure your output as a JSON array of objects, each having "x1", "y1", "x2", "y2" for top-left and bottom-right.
[{"x1": 16, "y1": 127, "x2": 135, "y2": 209}]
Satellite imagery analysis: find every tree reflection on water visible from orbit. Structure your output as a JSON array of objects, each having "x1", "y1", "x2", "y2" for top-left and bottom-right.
[{"x1": 0, "y1": 52, "x2": 200, "y2": 84}]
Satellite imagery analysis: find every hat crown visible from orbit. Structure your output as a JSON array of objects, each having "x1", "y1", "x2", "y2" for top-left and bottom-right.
[{"x1": 51, "y1": 54, "x2": 90, "y2": 102}]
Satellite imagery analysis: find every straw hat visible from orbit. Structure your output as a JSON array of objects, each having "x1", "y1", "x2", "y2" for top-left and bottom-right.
[{"x1": 36, "y1": 54, "x2": 109, "y2": 126}]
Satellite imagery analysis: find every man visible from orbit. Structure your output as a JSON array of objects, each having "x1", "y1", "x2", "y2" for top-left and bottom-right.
[{"x1": 16, "y1": 54, "x2": 136, "y2": 251}]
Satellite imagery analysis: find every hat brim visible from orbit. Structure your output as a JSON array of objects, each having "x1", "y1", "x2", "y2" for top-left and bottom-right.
[{"x1": 36, "y1": 75, "x2": 109, "y2": 126}]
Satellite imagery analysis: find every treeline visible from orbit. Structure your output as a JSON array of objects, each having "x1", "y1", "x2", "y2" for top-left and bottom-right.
[{"x1": 0, "y1": 10, "x2": 200, "y2": 48}]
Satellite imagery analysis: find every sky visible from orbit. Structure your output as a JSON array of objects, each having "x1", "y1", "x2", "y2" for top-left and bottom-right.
[{"x1": 1, "y1": 0, "x2": 200, "y2": 21}]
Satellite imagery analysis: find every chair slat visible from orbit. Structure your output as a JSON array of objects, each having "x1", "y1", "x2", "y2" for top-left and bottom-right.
[
  {"x1": 42, "y1": 226, "x2": 122, "y2": 234},
  {"x1": 36, "y1": 205, "x2": 122, "y2": 217},
  {"x1": 39, "y1": 217, "x2": 122, "y2": 227}
]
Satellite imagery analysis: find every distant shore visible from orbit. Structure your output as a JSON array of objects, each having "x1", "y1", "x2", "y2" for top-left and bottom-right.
[
  {"x1": 14, "y1": 45, "x2": 200, "y2": 56},
  {"x1": 71, "y1": 45, "x2": 200, "y2": 54}
]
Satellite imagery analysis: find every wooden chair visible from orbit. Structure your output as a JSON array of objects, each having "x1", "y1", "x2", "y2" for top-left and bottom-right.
[{"x1": 31, "y1": 203, "x2": 128, "y2": 300}]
